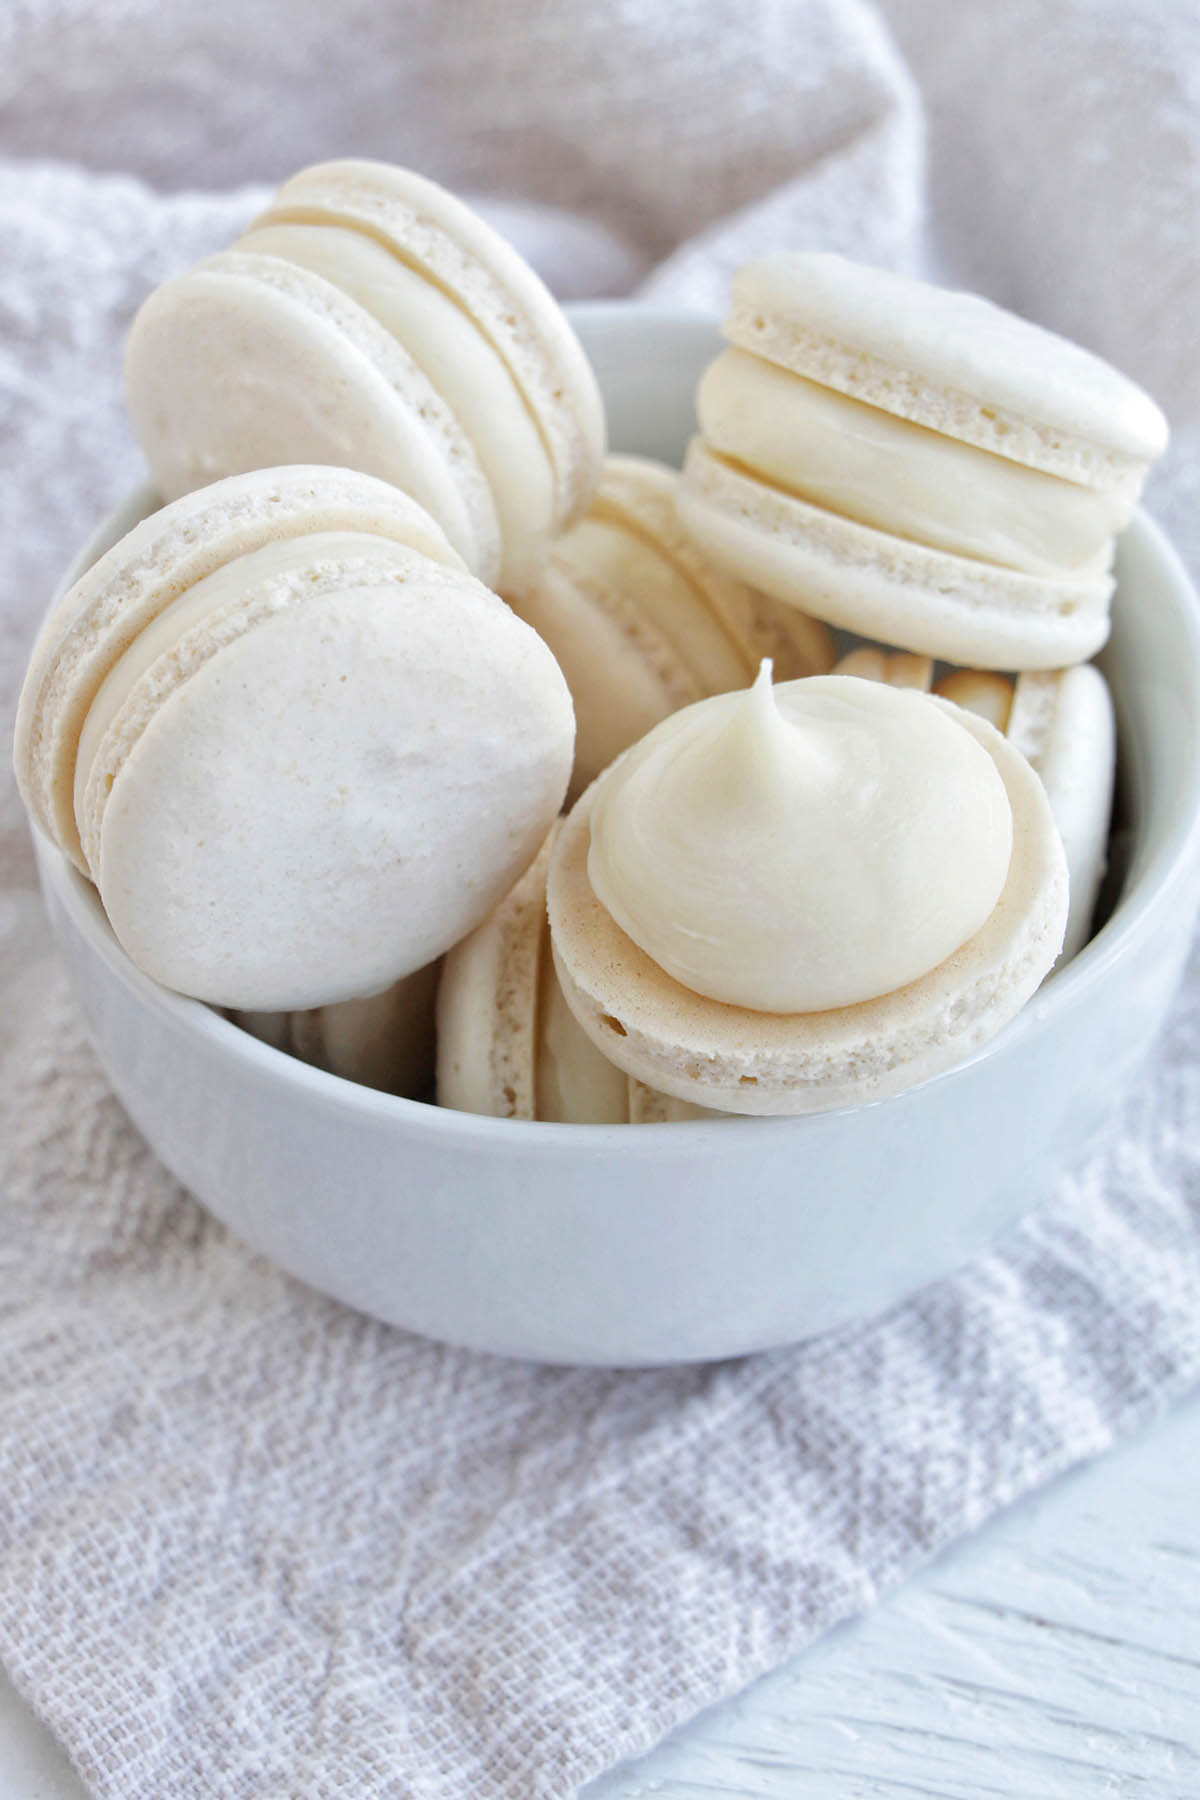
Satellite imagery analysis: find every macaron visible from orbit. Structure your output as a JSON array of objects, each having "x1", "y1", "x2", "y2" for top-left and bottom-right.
[
  {"x1": 548, "y1": 666, "x2": 1069, "y2": 1115},
  {"x1": 232, "y1": 959, "x2": 440, "y2": 1097},
  {"x1": 14, "y1": 466, "x2": 575, "y2": 1010},
  {"x1": 125, "y1": 159, "x2": 607, "y2": 588},
  {"x1": 437, "y1": 826, "x2": 709, "y2": 1123},
  {"x1": 832, "y1": 647, "x2": 1115, "y2": 962},
  {"x1": 678, "y1": 252, "x2": 1168, "y2": 670},
  {"x1": 939, "y1": 664, "x2": 1116, "y2": 963},
  {"x1": 505, "y1": 455, "x2": 833, "y2": 799}
]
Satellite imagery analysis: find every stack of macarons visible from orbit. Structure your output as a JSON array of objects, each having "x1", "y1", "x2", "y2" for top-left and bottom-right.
[
  {"x1": 436, "y1": 827, "x2": 710, "y2": 1122},
  {"x1": 678, "y1": 251, "x2": 1167, "y2": 670},
  {"x1": 233, "y1": 960, "x2": 440, "y2": 1098},
  {"x1": 125, "y1": 160, "x2": 607, "y2": 588},
  {"x1": 13, "y1": 160, "x2": 1169, "y2": 1119}
]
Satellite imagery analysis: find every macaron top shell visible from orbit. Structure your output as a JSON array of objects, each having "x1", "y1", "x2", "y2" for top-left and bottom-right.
[
  {"x1": 259, "y1": 161, "x2": 606, "y2": 532},
  {"x1": 124, "y1": 160, "x2": 607, "y2": 586},
  {"x1": 728, "y1": 253, "x2": 1168, "y2": 492},
  {"x1": 96, "y1": 566, "x2": 573, "y2": 1010},
  {"x1": 237, "y1": 219, "x2": 557, "y2": 586},
  {"x1": 15, "y1": 466, "x2": 460, "y2": 870},
  {"x1": 125, "y1": 248, "x2": 503, "y2": 581},
  {"x1": 72, "y1": 533, "x2": 454, "y2": 879}
]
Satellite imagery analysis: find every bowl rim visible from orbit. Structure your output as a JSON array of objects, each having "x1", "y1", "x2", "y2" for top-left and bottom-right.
[{"x1": 33, "y1": 304, "x2": 1200, "y2": 1151}]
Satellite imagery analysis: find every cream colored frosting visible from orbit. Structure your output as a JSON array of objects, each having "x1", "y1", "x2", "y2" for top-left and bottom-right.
[
  {"x1": 698, "y1": 349, "x2": 1129, "y2": 578},
  {"x1": 586, "y1": 666, "x2": 1014, "y2": 1013},
  {"x1": 729, "y1": 251, "x2": 1170, "y2": 476},
  {"x1": 238, "y1": 222, "x2": 556, "y2": 584}
]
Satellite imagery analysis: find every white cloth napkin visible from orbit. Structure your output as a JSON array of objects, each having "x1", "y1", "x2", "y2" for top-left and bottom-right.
[{"x1": 1, "y1": 3, "x2": 1198, "y2": 1795}]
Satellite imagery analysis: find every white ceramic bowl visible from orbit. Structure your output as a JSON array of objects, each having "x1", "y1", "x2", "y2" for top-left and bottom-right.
[{"x1": 33, "y1": 304, "x2": 1200, "y2": 1365}]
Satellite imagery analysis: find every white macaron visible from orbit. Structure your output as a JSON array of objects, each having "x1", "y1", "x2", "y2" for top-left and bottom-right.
[
  {"x1": 437, "y1": 826, "x2": 709, "y2": 1123},
  {"x1": 678, "y1": 252, "x2": 1168, "y2": 669},
  {"x1": 506, "y1": 455, "x2": 832, "y2": 799},
  {"x1": 939, "y1": 664, "x2": 1116, "y2": 963},
  {"x1": 548, "y1": 668, "x2": 1068, "y2": 1115},
  {"x1": 125, "y1": 160, "x2": 607, "y2": 588},
  {"x1": 232, "y1": 959, "x2": 440, "y2": 1098},
  {"x1": 15, "y1": 466, "x2": 575, "y2": 1010}
]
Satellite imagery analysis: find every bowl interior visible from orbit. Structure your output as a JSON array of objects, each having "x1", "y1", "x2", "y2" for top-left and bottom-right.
[{"x1": 36, "y1": 303, "x2": 1200, "y2": 1142}]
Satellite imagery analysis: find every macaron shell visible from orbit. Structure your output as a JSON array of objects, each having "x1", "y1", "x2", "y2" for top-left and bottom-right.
[
  {"x1": 834, "y1": 647, "x2": 934, "y2": 690},
  {"x1": 437, "y1": 823, "x2": 703, "y2": 1124},
  {"x1": 679, "y1": 438, "x2": 1113, "y2": 671},
  {"x1": 230, "y1": 1008, "x2": 292, "y2": 1054},
  {"x1": 511, "y1": 553, "x2": 705, "y2": 805},
  {"x1": 697, "y1": 346, "x2": 1128, "y2": 579},
  {"x1": 125, "y1": 251, "x2": 501, "y2": 582},
  {"x1": 291, "y1": 961, "x2": 441, "y2": 1096},
  {"x1": 436, "y1": 829, "x2": 554, "y2": 1119},
  {"x1": 547, "y1": 704, "x2": 1068, "y2": 1115},
  {"x1": 536, "y1": 948, "x2": 632, "y2": 1124},
  {"x1": 626, "y1": 1082, "x2": 716, "y2": 1124},
  {"x1": 75, "y1": 536, "x2": 448, "y2": 878},
  {"x1": 934, "y1": 668, "x2": 1015, "y2": 731},
  {"x1": 1007, "y1": 665, "x2": 1116, "y2": 962},
  {"x1": 237, "y1": 220, "x2": 558, "y2": 588},
  {"x1": 436, "y1": 824, "x2": 632, "y2": 1124},
  {"x1": 259, "y1": 159, "x2": 607, "y2": 531},
  {"x1": 561, "y1": 512, "x2": 750, "y2": 697},
  {"x1": 509, "y1": 454, "x2": 832, "y2": 800},
  {"x1": 233, "y1": 960, "x2": 440, "y2": 1097},
  {"x1": 15, "y1": 467, "x2": 464, "y2": 872},
  {"x1": 728, "y1": 252, "x2": 1168, "y2": 491},
  {"x1": 599, "y1": 455, "x2": 833, "y2": 681},
  {"x1": 97, "y1": 581, "x2": 574, "y2": 1010}
]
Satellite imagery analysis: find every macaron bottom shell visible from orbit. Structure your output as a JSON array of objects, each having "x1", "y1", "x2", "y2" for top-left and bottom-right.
[
  {"x1": 546, "y1": 708, "x2": 1069, "y2": 1116},
  {"x1": 678, "y1": 439, "x2": 1113, "y2": 672}
]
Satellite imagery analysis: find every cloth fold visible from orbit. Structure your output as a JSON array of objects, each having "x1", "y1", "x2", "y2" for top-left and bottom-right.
[{"x1": 1, "y1": 3, "x2": 1198, "y2": 1796}]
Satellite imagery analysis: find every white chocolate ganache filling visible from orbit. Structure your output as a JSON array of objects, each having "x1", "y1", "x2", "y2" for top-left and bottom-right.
[
  {"x1": 698, "y1": 349, "x2": 1131, "y2": 579},
  {"x1": 587, "y1": 665, "x2": 1015, "y2": 1013}
]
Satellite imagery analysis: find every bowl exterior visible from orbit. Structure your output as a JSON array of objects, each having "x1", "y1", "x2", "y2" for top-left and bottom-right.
[{"x1": 31, "y1": 304, "x2": 1200, "y2": 1365}]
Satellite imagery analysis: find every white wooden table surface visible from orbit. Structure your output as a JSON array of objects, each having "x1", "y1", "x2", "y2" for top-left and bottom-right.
[{"x1": 3, "y1": 1388, "x2": 1198, "y2": 1799}]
